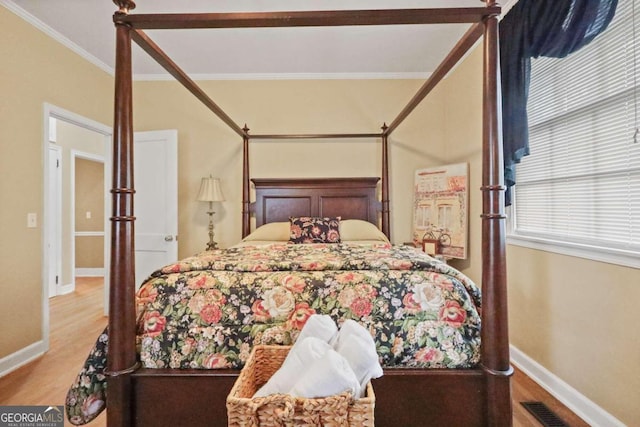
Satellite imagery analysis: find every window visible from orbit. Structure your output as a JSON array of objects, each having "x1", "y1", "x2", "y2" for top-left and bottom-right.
[
  {"x1": 416, "y1": 204, "x2": 432, "y2": 228},
  {"x1": 438, "y1": 204, "x2": 453, "y2": 230},
  {"x1": 509, "y1": 1, "x2": 640, "y2": 268}
]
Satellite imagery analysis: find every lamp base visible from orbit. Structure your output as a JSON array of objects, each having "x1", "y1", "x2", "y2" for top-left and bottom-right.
[{"x1": 206, "y1": 210, "x2": 218, "y2": 250}]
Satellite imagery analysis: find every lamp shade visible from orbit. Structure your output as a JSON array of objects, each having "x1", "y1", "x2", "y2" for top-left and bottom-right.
[{"x1": 197, "y1": 177, "x2": 225, "y2": 202}]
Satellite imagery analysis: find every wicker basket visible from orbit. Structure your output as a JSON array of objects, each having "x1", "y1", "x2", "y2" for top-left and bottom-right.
[{"x1": 226, "y1": 345, "x2": 375, "y2": 427}]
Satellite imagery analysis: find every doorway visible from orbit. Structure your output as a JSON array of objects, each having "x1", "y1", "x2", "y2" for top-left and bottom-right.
[{"x1": 42, "y1": 103, "x2": 111, "y2": 351}]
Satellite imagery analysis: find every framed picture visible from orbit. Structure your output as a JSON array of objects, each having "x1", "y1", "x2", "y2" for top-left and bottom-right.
[
  {"x1": 412, "y1": 163, "x2": 469, "y2": 259},
  {"x1": 421, "y1": 239, "x2": 440, "y2": 256}
]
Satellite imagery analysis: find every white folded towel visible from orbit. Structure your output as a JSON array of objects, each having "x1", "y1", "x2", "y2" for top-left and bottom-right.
[
  {"x1": 253, "y1": 337, "x2": 331, "y2": 398},
  {"x1": 289, "y1": 349, "x2": 361, "y2": 399},
  {"x1": 333, "y1": 319, "x2": 370, "y2": 350},
  {"x1": 334, "y1": 320, "x2": 383, "y2": 397},
  {"x1": 292, "y1": 314, "x2": 338, "y2": 350}
]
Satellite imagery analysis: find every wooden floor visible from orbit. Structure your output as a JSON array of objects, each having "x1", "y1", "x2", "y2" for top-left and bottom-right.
[{"x1": 0, "y1": 277, "x2": 589, "y2": 427}]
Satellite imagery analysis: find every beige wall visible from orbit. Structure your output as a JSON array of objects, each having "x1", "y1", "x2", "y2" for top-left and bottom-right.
[
  {"x1": 507, "y1": 247, "x2": 639, "y2": 425},
  {"x1": 132, "y1": 79, "x2": 444, "y2": 257},
  {"x1": 75, "y1": 237, "x2": 104, "y2": 269},
  {"x1": 75, "y1": 157, "x2": 104, "y2": 269},
  {"x1": 439, "y1": 45, "x2": 640, "y2": 426},
  {"x1": 0, "y1": 7, "x2": 112, "y2": 358},
  {"x1": 74, "y1": 158, "x2": 105, "y2": 233},
  {"x1": 438, "y1": 48, "x2": 484, "y2": 282}
]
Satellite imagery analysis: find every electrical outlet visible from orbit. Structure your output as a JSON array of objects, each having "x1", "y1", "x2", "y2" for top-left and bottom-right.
[
  {"x1": 86, "y1": 211, "x2": 92, "y2": 219},
  {"x1": 27, "y1": 213, "x2": 37, "y2": 228}
]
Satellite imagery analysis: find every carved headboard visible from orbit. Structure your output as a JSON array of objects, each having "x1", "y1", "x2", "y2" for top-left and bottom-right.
[{"x1": 251, "y1": 177, "x2": 382, "y2": 231}]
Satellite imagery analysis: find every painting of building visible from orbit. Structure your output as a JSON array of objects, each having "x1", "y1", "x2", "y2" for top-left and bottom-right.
[{"x1": 413, "y1": 163, "x2": 468, "y2": 259}]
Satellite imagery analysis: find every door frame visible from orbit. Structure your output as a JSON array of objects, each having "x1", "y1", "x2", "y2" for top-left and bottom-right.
[
  {"x1": 42, "y1": 103, "x2": 112, "y2": 351},
  {"x1": 47, "y1": 144, "x2": 62, "y2": 299}
]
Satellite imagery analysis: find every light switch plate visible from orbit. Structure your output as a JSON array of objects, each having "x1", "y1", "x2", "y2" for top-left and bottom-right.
[{"x1": 27, "y1": 213, "x2": 37, "y2": 228}]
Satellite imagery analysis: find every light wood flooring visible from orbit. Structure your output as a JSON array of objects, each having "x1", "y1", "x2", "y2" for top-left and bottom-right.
[{"x1": 0, "y1": 277, "x2": 589, "y2": 427}]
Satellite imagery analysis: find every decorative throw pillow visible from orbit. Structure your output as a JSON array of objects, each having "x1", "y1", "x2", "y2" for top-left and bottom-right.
[{"x1": 289, "y1": 217, "x2": 341, "y2": 244}]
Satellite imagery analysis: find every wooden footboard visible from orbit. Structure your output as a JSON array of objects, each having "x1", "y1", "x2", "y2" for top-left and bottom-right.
[
  {"x1": 132, "y1": 369, "x2": 239, "y2": 426},
  {"x1": 131, "y1": 369, "x2": 487, "y2": 427}
]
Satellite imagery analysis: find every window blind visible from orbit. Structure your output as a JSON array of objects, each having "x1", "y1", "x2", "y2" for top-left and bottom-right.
[{"x1": 513, "y1": 0, "x2": 639, "y2": 255}]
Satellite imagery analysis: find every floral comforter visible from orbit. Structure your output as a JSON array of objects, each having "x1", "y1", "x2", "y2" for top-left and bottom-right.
[{"x1": 66, "y1": 243, "x2": 481, "y2": 424}]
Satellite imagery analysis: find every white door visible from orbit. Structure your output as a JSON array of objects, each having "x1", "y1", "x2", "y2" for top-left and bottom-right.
[
  {"x1": 48, "y1": 145, "x2": 62, "y2": 298},
  {"x1": 133, "y1": 130, "x2": 178, "y2": 287}
]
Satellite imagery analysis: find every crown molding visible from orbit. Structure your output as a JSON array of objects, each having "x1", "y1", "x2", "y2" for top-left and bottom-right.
[{"x1": 1, "y1": 0, "x2": 114, "y2": 76}]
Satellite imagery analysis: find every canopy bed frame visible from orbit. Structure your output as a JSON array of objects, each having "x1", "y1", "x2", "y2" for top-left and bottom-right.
[{"x1": 107, "y1": 1, "x2": 510, "y2": 426}]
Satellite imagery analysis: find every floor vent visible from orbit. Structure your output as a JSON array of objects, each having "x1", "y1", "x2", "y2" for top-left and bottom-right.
[{"x1": 521, "y1": 401, "x2": 569, "y2": 427}]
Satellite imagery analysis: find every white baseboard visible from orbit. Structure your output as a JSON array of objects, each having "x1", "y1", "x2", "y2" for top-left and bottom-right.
[
  {"x1": 510, "y1": 345, "x2": 624, "y2": 427},
  {"x1": 75, "y1": 268, "x2": 105, "y2": 277},
  {"x1": 0, "y1": 340, "x2": 46, "y2": 378},
  {"x1": 57, "y1": 282, "x2": 74, "y2": 295}
]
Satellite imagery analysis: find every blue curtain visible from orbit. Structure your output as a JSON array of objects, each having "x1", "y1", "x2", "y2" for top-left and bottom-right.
[{"x1": 499, "y1": 0, "x2": 618, "y2": 204}]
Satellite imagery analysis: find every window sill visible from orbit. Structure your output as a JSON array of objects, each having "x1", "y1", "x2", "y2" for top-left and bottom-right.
[{"x1": 506, "y1": 234, "x2": 640, "y2": 270}]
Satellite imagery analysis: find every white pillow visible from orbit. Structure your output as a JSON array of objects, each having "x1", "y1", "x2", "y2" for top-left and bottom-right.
[
  {"x1": 339, "y1": 219, "x2": 389, "y2": 243},
  {"x1": 242, "y1": 222, "x2": 290, "y2": 242}
]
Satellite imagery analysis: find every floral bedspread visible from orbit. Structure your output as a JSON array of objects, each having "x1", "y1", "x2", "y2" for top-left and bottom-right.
[{"x1": 66, "y1": 243, "x2": 481, "y2": 424}]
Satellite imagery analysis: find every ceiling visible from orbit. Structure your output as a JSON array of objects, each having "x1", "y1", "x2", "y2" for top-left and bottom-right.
[{"x1": 3, "y1": 0, "x2": 502, "y2": 80}]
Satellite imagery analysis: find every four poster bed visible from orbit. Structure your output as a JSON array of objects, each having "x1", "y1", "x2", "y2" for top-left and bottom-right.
[{"x1": 69, "y1": 1, "x2": 511, "y2": 426}]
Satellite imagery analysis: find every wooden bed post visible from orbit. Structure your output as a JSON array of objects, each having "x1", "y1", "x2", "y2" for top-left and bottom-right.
[
  {"x1": 242, "y1": 125, "x2": 251, "y2": 238},
  {"x1": 107, "y1": 2, "x2": 138, "y2": 427},
  {"x1": 481, "y1": 1, "x2": 513, "y2": 426},
  {"x1": 381, "y1": 123, "x2": 390, "y2": 239}
]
